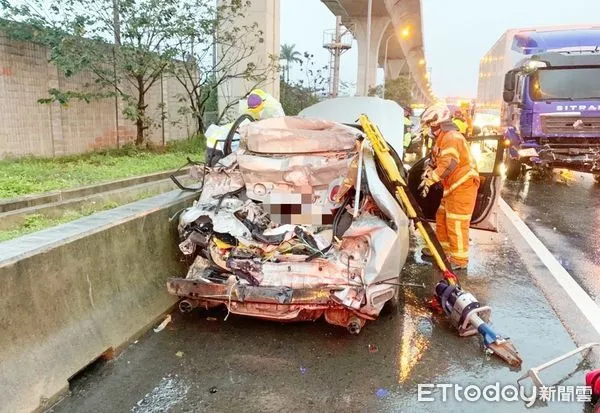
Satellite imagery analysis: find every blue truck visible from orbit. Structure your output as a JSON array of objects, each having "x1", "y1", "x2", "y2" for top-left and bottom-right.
[{"x1": 476, "y1": 26, "x2": 600, "y2": 180}]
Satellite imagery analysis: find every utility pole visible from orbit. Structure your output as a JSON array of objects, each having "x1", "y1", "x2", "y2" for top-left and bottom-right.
[
  {"x1": 113, "y1": 0, "x2": 121, "y2": 148},
  {"x1": 382, "y1": 34, "x2": 393, "y2": 99},
  {"x1": 364, "y1": 0, "x2": 372, "y2": 96},
  {"x1": 323, "y1": 16, "x2": 352, "y2": 98},
  {"x1": 331, "y1": 16, "x2": 342, "y2": 98}
]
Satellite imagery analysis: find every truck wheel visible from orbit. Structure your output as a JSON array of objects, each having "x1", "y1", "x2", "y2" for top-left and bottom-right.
[{"x1": 506, "y1": 158, "x2": 522, "y2": 181}]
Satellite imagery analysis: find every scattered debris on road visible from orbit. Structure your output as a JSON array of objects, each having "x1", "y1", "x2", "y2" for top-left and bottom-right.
[
  {"x1": 167, "y1": 117, "x2": 409, "y2": 333},
  {"x1": 166, "y1": 114, "x2": 522, "y2": 368},
  {"x1": 153, "y1": 314, "x2": 172, "y2": 333},
  {"x1": 375, "y1": 388, "x2": 389, "y2": 399},
  {"x1": 132, "y1": 375, "x2": 189, "y2": 413}
]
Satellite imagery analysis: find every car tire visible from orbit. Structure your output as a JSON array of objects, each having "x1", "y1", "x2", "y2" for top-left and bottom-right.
[{"x1": 506, "y1": 158, "x2": 522, "y2": 181}]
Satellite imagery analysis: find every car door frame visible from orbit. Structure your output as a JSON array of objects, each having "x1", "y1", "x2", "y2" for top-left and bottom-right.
[
  {"x1": 406, "y1": 134, "x2": 506, "y2": 232},
  {"x1": 467, "y1": 134, "x2": 506, "y2": 232}
]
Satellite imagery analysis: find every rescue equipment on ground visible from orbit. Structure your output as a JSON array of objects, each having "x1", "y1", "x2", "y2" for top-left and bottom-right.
[{"x1": 359, "y1": 114, "x2": 522, "y2": 368}]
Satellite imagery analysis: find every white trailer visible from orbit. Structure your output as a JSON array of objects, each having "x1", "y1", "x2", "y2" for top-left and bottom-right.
[{"x1": 475, "y1": 24, "x2": 600, "y2": 127}]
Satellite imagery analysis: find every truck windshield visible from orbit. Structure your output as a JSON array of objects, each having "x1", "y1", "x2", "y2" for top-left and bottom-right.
[{"x1": 530, "y1": 67, "x2": 600, "y2": 100}]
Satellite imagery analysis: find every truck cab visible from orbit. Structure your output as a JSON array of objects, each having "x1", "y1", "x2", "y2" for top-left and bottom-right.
[{"x1": 502, "y1": 40, "x2": 600, "y2": 180}]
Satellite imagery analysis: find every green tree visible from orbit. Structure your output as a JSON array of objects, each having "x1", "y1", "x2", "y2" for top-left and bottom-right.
[
  {"x1": 280, "y1": 51, "x2": 327, "y2": 115},
  {"x1": 369, "y1": 75, "x2": 413, "y2": 107},
  {"x1": 1, "y1": 0, "x2": 181, "y2": 146},
  {"x1": 298, "y1": 52, "x2": 328, "y2": 95},
  {"x1": 168, "y1": 0, "x2": 277, "y2": 133},
  {"x1": 279, "y1": 81, "x2": 319, "y2": 116},
  {"x1": 280, "y1": 43, "x2": 302, "y2": 83}
]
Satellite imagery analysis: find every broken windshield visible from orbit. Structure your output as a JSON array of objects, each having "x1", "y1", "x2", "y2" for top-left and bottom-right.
[{"x1": 530, "y1": 67, "x2": 600, "y2": 101}]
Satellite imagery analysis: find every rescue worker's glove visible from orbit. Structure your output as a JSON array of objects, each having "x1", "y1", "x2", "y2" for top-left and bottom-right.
[{"x1": 418, "y1": 168, "x2": 439, "y2": 198}]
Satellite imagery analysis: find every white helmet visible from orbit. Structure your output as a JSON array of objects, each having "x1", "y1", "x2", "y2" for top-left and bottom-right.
[{"x1": 421, "y1": 104, "x2": 452, "y2": 127}]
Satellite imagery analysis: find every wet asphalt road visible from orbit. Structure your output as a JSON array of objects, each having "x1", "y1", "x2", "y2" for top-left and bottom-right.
[
  {"x1": 49, "y1": 209, "x2": 594, "y2": 413},
  {"x1": 502, "y1": 173, "x2": 600, "y2": 304}
]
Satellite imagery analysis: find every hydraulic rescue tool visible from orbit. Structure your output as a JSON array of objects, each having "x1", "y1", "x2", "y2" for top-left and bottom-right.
[{"x1": 359, "y1": 114, "x2": 522, "y2": 368}]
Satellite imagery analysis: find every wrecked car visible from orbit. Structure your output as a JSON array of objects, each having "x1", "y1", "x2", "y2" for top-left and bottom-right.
[{"x1": 167, "y1": 116, "x2": 410, "y2": 333}]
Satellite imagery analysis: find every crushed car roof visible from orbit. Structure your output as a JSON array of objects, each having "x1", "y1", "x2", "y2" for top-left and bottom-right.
[{"x1": 298, "y1": 97, "x2": 407, "y2": 156}]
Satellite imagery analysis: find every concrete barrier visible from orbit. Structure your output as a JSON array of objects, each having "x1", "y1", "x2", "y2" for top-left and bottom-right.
[
  {"x1": 0, "y1": 176, "x2": 194, "y2": 231},
  {"x1": 0, "y1": 189, "x2": 198, "y2": 413},
  {"x1": 0, "y1": 167, "x2": 190, "y2": 213}
]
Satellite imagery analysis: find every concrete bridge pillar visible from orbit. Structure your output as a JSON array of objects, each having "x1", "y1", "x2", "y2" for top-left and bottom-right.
[
  {"x1": 385, "y1": 58, "x2": 407, "y2": 80},
  {"x1": 354, "y1": 16, "x2": 389, "y2": 96},
  {"x1": 411, "y1": 79, "x2": 426, "y2": 105},
  {"x1": 217, "y1": 0, "x2": 280, "y2": 120}
]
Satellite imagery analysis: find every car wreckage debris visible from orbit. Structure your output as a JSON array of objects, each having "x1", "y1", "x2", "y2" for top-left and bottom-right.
[
  {"x1": 167, "y1": 115, "x2": 522, "y2": 368},
  {"x1": 169, "y1": 117, "x2": 405, "y2": 334}
]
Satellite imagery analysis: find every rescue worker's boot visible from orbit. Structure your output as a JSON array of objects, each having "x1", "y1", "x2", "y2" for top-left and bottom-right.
[
  {"x1": 422, "y1": 248, "x2": 468, "y2": 270},
  {"x1": 449, "y1": 259, "x2": 468, "y2": 271},
  {"x1": 420, "y1": 247, "x2": 436, "y2": 264}
]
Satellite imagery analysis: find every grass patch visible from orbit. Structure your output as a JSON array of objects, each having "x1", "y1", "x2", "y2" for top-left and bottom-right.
[
  {"x1": 0, "y1": 137, "x2": 205, "y2": 199},
  {"x1": 0, "y1": 195, "x2": 156, "y2": 242},
  {"x1": 0, "y1": 200, "x2": 119, "y2": 242}
]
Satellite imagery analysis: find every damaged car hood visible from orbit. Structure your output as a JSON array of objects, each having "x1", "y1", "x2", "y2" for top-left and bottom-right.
[{"x1": 168, "y1": 116, "x2": 410, "y2": 332}]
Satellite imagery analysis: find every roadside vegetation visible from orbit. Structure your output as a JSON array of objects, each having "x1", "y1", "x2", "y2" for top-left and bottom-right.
[
  {"x1": 0, "y1": 186, "x2": 173, "y2": 242},
  {"x1": 0, "y1": 203, "x2": 117, "y2": 242},
  {"x1": 0, "y1": 138, "x2": 204, "y2": 199},
  {"x1": 0, "y1": 0, "x2": 275, "y2": 143},
  {"x1": 368, "y1": 75, "x2": 414, "y2": 107}
]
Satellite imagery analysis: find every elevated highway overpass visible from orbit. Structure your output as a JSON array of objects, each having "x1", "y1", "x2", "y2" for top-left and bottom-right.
[
  {"x1": 217, "y1": 0, "x2": 436, "y2": 115},
  {"x1": 322, "y1": 0, "x2": 436, "y2": 103}
]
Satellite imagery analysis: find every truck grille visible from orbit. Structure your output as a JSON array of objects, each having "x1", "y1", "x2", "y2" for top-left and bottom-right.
[{"x1": 541, "y1": 116, "x2": 600, "y2": 134}]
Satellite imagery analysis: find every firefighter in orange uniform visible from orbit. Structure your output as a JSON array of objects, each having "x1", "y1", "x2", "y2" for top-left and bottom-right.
[{"x1": 419, "y1": 104, "x2": 480, "y2": 270}]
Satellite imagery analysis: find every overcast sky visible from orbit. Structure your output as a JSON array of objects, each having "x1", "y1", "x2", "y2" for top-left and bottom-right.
[{"x1": 281, "y1": 0, "x2": 600, "y2": 98}]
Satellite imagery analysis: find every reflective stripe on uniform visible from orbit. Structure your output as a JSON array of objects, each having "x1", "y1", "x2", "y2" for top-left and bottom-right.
[
  {"x1": 206, "y1": 135, "x2": 218, "y2": 146},
  {"x1": 206, "y1": 137, "x2": 225, "y2": 151},
  {"x1": 455, "y1": 220, "x2": 464, "y2": 254},
  {"x1": 206, "y1": 122, "x2": 236, "y2": 152},
  {"x1": 446, "y1": 212, "x2": 472, "y2": 221},
  {"x1": 439, "y1": 159, "x2": 458, "y2": 179},
  {"x1": 443, "y1": 169, "x2": 478, "y2": 197},
  {"x1": 206, "y1": 136, "x2": 222, "y2": 151},
  {"x1": 440, "y1": 147, "x2": 460, "y2": 159},
  {"x1": 451, "y1": 250, "x2": 470, "y2": 260}
]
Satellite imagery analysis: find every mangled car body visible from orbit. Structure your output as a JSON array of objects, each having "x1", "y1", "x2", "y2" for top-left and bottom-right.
[{"x1": 167, "y1": 117, "x2": 410, "y2": 333}]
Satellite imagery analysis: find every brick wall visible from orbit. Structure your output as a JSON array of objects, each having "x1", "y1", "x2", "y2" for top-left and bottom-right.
[{"x1": 0, "y1": 34, "x2": 194, "y2": 158}]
